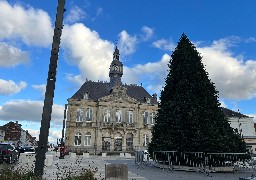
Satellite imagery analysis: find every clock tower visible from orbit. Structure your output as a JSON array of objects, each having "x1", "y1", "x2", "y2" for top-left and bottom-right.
[{"x1": 109, "y1": 46, "x2": 123, "y2": 87}]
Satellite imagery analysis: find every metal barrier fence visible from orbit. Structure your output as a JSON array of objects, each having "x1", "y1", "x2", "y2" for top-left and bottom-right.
[
  {"x1": 152, "y1": 151, "x2": 253, "y2": 173},
  {"x1": 135, "y1": 150, "x2": 150, "y2": 168}
]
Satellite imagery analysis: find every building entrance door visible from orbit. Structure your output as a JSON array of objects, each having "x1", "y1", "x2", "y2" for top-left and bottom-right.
[
  {"x1": 126, "y1": 133, "x2": 133, "y2": 150},
  {"x1": 102, "y1": 137, "x2": 110, "y2": 151},
  {"x1": 114, "y1": 138, "x2": 122, "y2": 151}
]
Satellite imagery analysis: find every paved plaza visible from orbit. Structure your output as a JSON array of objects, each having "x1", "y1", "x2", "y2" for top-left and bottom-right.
[{"x1": 13, "y1": 152, "x2": 256, "y2": 180}]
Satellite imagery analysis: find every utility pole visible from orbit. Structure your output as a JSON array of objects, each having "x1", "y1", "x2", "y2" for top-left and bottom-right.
[
  {"x1": 34, "y1": 0, "x2": 66, "y2": 176},
  {"x1": 61, "y1": 104, "x2": 67, "y2": 146},
  {"x1": 237, "y1": 109, "x2": 243, "y2": 138}
]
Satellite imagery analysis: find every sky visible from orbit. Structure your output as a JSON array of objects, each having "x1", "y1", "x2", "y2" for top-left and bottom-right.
[{"x1": 0, "y1": 0, "x2": 256, "y2": 145}]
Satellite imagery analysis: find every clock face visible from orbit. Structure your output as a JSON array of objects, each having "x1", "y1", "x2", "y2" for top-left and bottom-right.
[{"x1": 111, "y1": 65, "x2": 122, "y2": 72}]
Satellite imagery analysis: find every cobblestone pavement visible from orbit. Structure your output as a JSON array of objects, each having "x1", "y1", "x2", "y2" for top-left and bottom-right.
[
  {"x1": 13, "y1": 153, "x2": 256, "y2": 180},
  {"x1": 107, "y1": 159, "x2": 256, "y2": 180},
  {"x1": 15, "y1": 153, "x2": 147, "y2": 180},
  {"x1": 42, "y1": 155, "x2": 147, "y2": 180}
]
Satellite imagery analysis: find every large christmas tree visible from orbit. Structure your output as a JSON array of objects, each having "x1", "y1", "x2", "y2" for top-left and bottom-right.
[{"x1": 148, "y1": 34, "x2": 247, "y2": 156}]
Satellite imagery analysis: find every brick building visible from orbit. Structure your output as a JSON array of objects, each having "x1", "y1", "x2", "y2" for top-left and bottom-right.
[{"x1": 1, "y1": 121, "x2": 37, "y2": 147}]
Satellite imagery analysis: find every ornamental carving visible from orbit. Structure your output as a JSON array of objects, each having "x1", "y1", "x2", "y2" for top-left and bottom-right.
[{"x1": 99, "y1": 86, "x2": 138, "y2": 103}]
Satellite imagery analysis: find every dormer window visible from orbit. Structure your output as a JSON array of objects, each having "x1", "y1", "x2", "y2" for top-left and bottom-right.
[
  {"x1": 145, "y1": 97, "x2": 150, "y2": 104},
  {"x1": 83, "y1": 92, "x2": 89, "y2": 100}
]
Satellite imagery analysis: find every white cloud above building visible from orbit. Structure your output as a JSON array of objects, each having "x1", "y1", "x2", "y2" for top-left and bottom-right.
[
  {"x1": 0, "y1": 79, "x2": 27, "y2": 95},
  {"x1": 152, "y1": 38, "x2": 176, "y2": 51},
  {"x1": 0, "y1": 100, "x2": 64, "y2": 125},
  {"x1": 62, "y1": 23, "x2": 113, "y2": 82},
  {"x1": 65, "y1": 5, "x2": 86, "y2": 24},
  {"x1": 118, "y1": 30, "x2": 137, "y2": 56},
  {"x1": 141, "y1": 26, "x2": 154, "y2": 41},
  {"x1": 32, "y1": 84, "x2": 46, "y2": 96},
  {"x1": 0, "y1": 42, "x2": 29, "y2": 67},
  {"x1": 0, "y1": 1, "x2": 53, "y2": 47}
]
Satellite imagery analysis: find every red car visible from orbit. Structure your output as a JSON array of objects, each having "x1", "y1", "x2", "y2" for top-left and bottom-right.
[{"x1": 0, "y1": 143, "x2": 19, "y2": 163}]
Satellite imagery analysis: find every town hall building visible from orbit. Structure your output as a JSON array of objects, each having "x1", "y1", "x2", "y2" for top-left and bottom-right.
[{"x1": 65, "y1": 47, "x2": 158, "y2": 154}]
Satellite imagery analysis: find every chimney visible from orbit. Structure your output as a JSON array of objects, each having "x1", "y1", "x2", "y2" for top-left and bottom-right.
[{"x1": 152, "y1": 93, "x2": 157, "y2": 100}]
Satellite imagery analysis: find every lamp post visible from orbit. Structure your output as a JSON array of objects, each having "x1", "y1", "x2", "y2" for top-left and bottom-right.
[
  {"x1": 61, "y1": 104, "x2": 67, "y2": 147},
  {"x1": 34, "y1": 0, "x2": 66, "y2": 176},
  {"x1": 238, "y1": 109, "x2": 242, "y2": 138}
]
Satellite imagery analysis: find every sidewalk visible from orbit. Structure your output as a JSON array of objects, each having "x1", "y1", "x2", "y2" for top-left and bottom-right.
[
  {"x1": 15, "y1": 152, "x2": 148, "y2": 180},
  {"x1": 43, "y1": 154, "x2": 148, "y2": 179}
]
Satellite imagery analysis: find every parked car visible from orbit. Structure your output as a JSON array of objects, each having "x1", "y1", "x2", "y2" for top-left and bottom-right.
[
  {"x1": 0, "y1": 143, "x2": 19, "y2": 163},
  {"x1": 19, "y1": 146, "x2": 36, "y2": 154}
]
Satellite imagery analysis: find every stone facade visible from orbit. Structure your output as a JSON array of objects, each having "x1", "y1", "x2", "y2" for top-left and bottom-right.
[
  {"x1": 65, "y1": 47, "x2": 158, "y2": 154},
  {"x1": 228, "y1": 116, "x2": 256, "y2": 154}
]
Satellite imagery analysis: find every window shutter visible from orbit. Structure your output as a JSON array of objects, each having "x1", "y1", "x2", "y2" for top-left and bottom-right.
[
  {"x1": 126, "y1": 111, "x2": 129, "y2": 123},
  {"x1": 90, "y1": 109, "x2": 93, "y2": 121},
  {"x1": 76, "y1": 109, "x2": 80, "y2": 121},
  {"x1": 108, "y1": 111, "x2": 111, "y2": 122},
  {"x1": 145, "y1": 112, "x2": 148, "y2": 124},
  {"x1": 152, "y1": 112, "x2": 156, "y2": 124}
]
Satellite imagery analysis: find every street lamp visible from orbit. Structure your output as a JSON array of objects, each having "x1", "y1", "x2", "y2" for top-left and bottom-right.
[{"x1": 237, "y1": 109, "x2": 243, "y2": 138}]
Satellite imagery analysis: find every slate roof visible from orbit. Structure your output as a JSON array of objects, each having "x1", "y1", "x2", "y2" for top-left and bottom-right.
[
  {"x1": 71, "y1": 81, "x2": 158, "y2": 104},
  {"x1": 220, "y1": 107, "x2": 249, "y2": 118},
  {"x1": 70, "y1": 81, "x2": 248, "y2": 117}
]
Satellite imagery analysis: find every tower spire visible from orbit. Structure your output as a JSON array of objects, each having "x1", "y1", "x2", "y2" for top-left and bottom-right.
[
  {"x1": 113, "y1": 45, "x2": 120, "y2": 61},
  {"x1": 109, "y1": 46, "x2": 123, "y2": 87}
]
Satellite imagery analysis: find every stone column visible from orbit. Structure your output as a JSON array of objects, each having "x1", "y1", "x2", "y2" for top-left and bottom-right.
[
  {"x1": 122, "y1": 134, "x2": 126, "y2": 151},
  {"x1": 110, "y1": 134, "x2": 114, "y2": 151}
]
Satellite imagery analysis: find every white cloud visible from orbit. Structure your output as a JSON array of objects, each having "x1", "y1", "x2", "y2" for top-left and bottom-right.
[
  {"x1": 152, "y1": 38, "x2": 176, "y2": 51},
  {"x1": 92, "y1": 7, "x2": 103, "y2": 21},
  {"x1": 149, "y1": 36, "x2": 256, "y2": 100},
  {"x1": 141, "y1": 26, "x2": 154, "y2": 41},
  {"x1": 0, "y1": 79, "x2": 27, "y2": 95},
  {"x1": 219, "y1": 100, "x2": 227, "y2": 108},
  {"x1": 198, "y1": 38, "x2": 256, "y2": 100},
  {"x1": 118, "y1": 30, "x2": 137, "y2": 56},
  {"x1": 245, "y1": 37, "x2": 256, "y2": 43},
  {"x1": 0, "y1": 100, "x2": 64, "y2": 125},
  {"x1": 210, "y1": 36, "x2": 240, "y2": 51},
  {"x1": 123, "y1": 54, "x2": 170, "y2": 93},
  {"x1": 24, "y1": 128, "x2": 62, "y2": 145},
  {"x1": 65, "y1": 5, "x2": 86, "y2": 24},
  {"x1": 96, "y1": 7, "x2": 103, "y2": 16},
  {"x1": 62, "y1": 23, "x2": 113, "y2": 82},
  {"x1": 32, "y1": 84, "x2": 46, "y2": 96},
  {"x1": 61, "y1": 24, "x2": 256, "y2": 101},
  {"x1": 0, "y1": 42, "x2": 29, "y2": 67},
  {"x1": 66, "y1": 74, "x2": 84, "y2": 86},
  {"x1": 0, "y1": 1, "x2": 52, "y2": 46}
]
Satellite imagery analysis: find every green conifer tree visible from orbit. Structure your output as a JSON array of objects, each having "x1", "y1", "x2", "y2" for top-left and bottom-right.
[{"x1": 148, "y1": 34, "x2": 247, "y2": 156}]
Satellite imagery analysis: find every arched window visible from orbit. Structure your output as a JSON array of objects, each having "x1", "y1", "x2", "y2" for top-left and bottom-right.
[
  {"x1": 84, "y1": 132, "x2": 91, "y2": 146},
  {"x1": 74, "y1": 132, "x2": 82, "y2": 146}
]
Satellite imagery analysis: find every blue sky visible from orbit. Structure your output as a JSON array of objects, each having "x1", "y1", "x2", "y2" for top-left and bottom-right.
[{"x1": 0, "y1": 0, "x2": 256, "y2": 144}]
